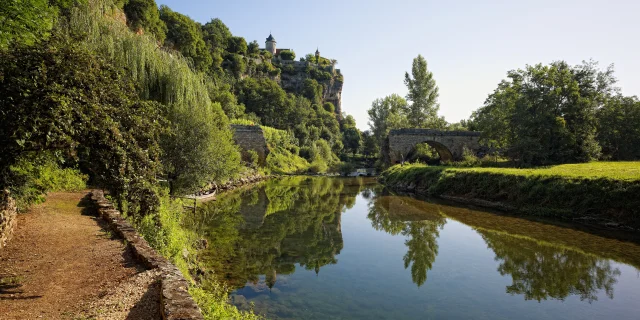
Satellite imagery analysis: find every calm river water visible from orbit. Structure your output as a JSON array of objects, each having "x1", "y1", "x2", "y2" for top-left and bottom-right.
[{"x1": 186, "y1": 177, "x2": 640, "y2": 319}]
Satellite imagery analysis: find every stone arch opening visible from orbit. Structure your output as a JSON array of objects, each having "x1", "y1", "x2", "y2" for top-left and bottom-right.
[{"x1": 405, "y1": 141, "x2": 453, "y2": 163}]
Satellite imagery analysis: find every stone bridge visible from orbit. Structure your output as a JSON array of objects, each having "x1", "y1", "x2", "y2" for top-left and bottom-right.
[
  {"x1": 231, "y1": 125, "x2": 270, "y2": 165},
  {"x1": 388, "y1": 129, "x2": 481, "y2": 163}
]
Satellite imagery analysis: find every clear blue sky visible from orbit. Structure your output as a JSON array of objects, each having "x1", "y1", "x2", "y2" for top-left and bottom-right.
[{"x1": 157, "y1": 0, "x2": 640, "y2": 131}]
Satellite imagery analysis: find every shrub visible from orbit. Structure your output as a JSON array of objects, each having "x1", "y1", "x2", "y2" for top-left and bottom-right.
[{"x1": 279, "y1": 50, "x2": 295, "y2": 61}]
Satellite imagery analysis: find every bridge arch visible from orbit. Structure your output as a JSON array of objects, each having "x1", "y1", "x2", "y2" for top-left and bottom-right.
[
  {"x1": 388, "y1": 129, "x2": 481, "y2": 164},
  {"x1": 405, "y1": 140, "x2": 454, "y2": 163}
]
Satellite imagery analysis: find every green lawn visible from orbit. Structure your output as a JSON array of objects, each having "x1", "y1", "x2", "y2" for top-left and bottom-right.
[
  {"x1": 453, "y1": 161, "x2": 640, "y2": 181},
  {"x1": 388, "y1": 161, "x2": 640, "y2": 181}
]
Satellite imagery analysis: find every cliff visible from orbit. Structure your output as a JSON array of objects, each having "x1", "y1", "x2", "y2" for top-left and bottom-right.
[{"x1": 275, "y1": 60, "x2": 344, "y2": 117}]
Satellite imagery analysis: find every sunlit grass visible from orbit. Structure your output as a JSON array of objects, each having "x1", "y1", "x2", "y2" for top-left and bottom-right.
[{"x1": 386, "y1": 161, "x2": 640, "y2": 181}]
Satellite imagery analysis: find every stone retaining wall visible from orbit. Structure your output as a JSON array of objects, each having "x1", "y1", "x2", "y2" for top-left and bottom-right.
[
  {"x1": 90, "y1": 190, "x2": 204, "y2": 320},
  {"x1": 231, "y1": 125, "x2": 270, "y2": 165},
  {"x1": 0, "y1": 190, "x2": 17, "y2": 249}
]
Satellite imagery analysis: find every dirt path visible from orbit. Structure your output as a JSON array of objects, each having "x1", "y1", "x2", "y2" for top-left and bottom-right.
[{"x1": 0, "y1": 192, "x2": 161, "y2": 319}]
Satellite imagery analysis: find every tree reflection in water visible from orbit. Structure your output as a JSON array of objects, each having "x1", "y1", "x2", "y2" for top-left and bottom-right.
[
  {"x1": 186, "y1": 176, "x2": 373, "y2": 291},
  {"x1": 367, "y1": 192, "x2": 446, "y2": 287},
  {"x1": 479, "y1": 230, "x2": 621, "y2": 302}
]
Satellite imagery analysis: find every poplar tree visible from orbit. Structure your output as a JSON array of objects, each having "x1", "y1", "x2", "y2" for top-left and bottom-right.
[{"x1": 404, "y1": 55, "x2": 446, "y2": 129}]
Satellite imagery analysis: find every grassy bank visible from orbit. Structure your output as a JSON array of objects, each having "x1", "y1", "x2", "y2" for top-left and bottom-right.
[{"x1": 379, "y1": 162, "x2": 640, "y2": 229}]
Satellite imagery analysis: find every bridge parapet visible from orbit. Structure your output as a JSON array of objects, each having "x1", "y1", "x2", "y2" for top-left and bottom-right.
[{"x1": 388, "y1": 129, "x2": 481, "y2": 163}]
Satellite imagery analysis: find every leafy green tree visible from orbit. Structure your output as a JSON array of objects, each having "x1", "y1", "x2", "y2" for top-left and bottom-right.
[
  {"x1": 279, "y1": 50, "x2": 295, "y2": 61},
  {"x1": 161, "y1": 103, "x2": 241, "y2": 195},
  {"x1": 597, "y1": 95, "x2": 640, "y2": 160},
  {"x1": 159, "y1": 5, "x2": 211, "y2": 71},
  {"x1": 474, "y1": 61, "x2": 609, "y2": 165},
  {"x1": 0, "y1": 38, "x2": 163, "y2": 214},
  {"x1": 302, "y1": 78, "x2": 323, "y2": 105},
  {"x1": 247, "y1": 40, "x2": 259, "y2": 55},
  {"x1": 342, "y1": 128, "x2": 362, "y2": 156},
  {"x1": 201, "y1": 18, "x2": 231, "y2": 70},
  {"x1": 227, "y1": 36, "x2": 247, "y2": 55},
  {"x1": 367, "y1": 94, "x2": 410, "y2": 151},
  {"x1": 123, "y1": 0, "x2": 167, "y2": 43},
  {"x1": 323, "y1": 102, "x2": 335, "y2": 113},
  {"x1": 0, "y1": 0, "x2": 56, "y2": 48},
  {"x1": 404, "y1": 55, "x2": 446, "y2": 129},
  {"x1": 361, "y1": 130, "x2": 378, "y2": 157}
]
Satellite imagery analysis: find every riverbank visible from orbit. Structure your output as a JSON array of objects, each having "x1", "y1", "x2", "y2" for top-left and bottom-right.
[{"x1": 379, "y1": 162, "x2": 640, "y2": 230}]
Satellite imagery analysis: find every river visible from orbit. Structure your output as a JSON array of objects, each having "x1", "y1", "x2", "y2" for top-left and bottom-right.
[{"x1": 185, "y1": 177, "x2": 640, "y2": 319}]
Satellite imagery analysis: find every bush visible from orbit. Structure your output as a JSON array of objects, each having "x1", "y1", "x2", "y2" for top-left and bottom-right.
[
  {"x1": 308, "y1": 160, "x2": 328, "y2": 174},
  {"x1": 9, "y1": 154, "x2": 87, "y2": 210},
  {"x1": 279, "y1": 50, "x2": 295, "y2": 61}
]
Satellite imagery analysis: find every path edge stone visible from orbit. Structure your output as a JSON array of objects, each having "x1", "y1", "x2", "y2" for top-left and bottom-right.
[{"x1": 89, "y1": 190, "x2": 204, "y2": 320}]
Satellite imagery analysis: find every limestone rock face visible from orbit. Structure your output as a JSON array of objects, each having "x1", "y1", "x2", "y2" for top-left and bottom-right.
[{"x1": 277, "y1": 61, "x2": 344, "y2": 117}]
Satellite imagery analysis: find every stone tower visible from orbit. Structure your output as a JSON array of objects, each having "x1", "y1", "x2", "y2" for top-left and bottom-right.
[{"x1": 265, "y1": 33, "x2": 276, "y2": 55}]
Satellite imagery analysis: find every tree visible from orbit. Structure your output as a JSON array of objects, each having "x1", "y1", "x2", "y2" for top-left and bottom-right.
[
  {"x1": 597, "y1": 95, "x2": 640, "y2": 160},
  {"x1": 247, "y1": 40, "x2": 259, "y2": 55},
  {"x1": 404, "y1": 55, "x2": 446, "y2": 129},
  {"x1": 0, "y1": 0, "x2": 56, "y2": 48},
  {"x1": 279, "y1": 50, "x2": 295, "y2": 61},
  {"x1": 0, "y1": 38, "x2": 164, "y2": 215},
  {"x1": 367, "y1": 94, "x2": 410, "y2": 151},
  {"x1": 342, "y1": 128, "x2": 362, "y2": 156},
  {"x1": 159, "y1": 5, "x2": 212, "y2": 71},
  {"x1": 201, "y1": 18, "x2": 231, "y2": 70},
  {"x1": 361, "y1": 130, "x2": 378, "y2": 157},
  {"x1": 227, "y1": 36, "x2": 247, "y2": 55},
  {"x1": 123, "y1": 0, "x2": 167, "y2": 43},
  {"x1": 473, "y1": 61, "x2": 612, "y2": 166}
]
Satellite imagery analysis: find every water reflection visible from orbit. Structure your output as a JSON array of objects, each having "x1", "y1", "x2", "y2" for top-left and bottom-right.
[
  {"x1": 186, "y1": 177, "x2": 372, "y2": 291},
  {"x1": 368, "y1": 193, "x2": 445, "y2": 286},
  {"x1": 184, "y1": 177, "x2": 640, "y2": 319},
  {"x1": 480, "y1": 230, "x2": 621, "y2": 302}
]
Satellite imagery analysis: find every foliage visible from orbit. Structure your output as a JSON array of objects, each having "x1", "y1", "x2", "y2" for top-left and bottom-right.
[
  {"x1": 279, "y1": 49, "x2": 295, "y2": 61},
  {"x1": 201, "y1": 18, "x2": 231, "y2": 71},
  {"x1": 361, "y1": 130, "x2": 378, "y2": 157},
  {"x1": 123, "y1": 0, "x2": 167, "y2": 43},
  {"x1": 0, "y1": 0, "x2": 57, "y2": 48},
  {"x1": 0, "y1": 37, "x2": 163, "y2": 215},
  {"x1": 596, "y1": 95, "x2": 640, "y2": 160},
  {"x1": 472, "y1": 61, "x2": 616, "y2": 166},
  {"x1": 404, "y1": 54, "x2": 446, "y2": 129},
  {"x1": 323, "y1": 102, "x2": 335, "y2": 113},
  {"x1": 341, "y1": 128, "x2": 362, "y2": 156},
  {"x1": 338, "y1": 161, "x2": 356, "y2": 176},
  {"x1": 380, "y1": 162, "x2": 640, "y2": 227},
  {"x1": 367, "y1": 94, "x2": 410, "y2": 152},
  {"x1": 65, "y1": 0, "x2": 241, "y2": 195},
  {"x1": 226, "y1": 36, "x2": 247, "y2": 55},
  {"x1": 247, "y1": 40, "x2": 259, "y2": 55},
  {"x1": 160, "y1": 5, "x2": 212, "y2": 71},
  {"x1": 9, "y1": 153, "x2": 87, "y2": 209},
  {"x1": 304, "y1": 53, "x2": 332, "y2": 66}
]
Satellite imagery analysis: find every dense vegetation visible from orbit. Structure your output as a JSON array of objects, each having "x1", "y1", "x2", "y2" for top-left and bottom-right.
[
  {"x1": 380, "y1": 162, "x2": 640, "y2": 228},
  {"x1": 470, "y1": 61, "x2": 640, "y2": 166},
  {"x1": 0, "y1": 0, "x2": 364, "y2": 208},
  {"x1": 0, "y1": 0, "x2": 364, "y2": 318}
]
